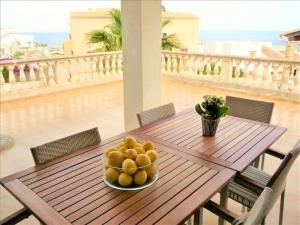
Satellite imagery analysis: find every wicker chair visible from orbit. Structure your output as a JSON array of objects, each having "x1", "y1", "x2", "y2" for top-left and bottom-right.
[
  {"x1": 136, "y1": 103, "x2": 176, "y2": 127},
  {"x1": 31, "y1": 127, "x2": 101, "y2": 164},
  {"x1": 0, "y1": 128, "x2": 101, "y2": 225},
  {"x1": 205, "y1": 187, "x2": 273, "y2": 225},
  {"x1": 226, "y1": 96, "x2": 275, "y2": 169},
  {"x1": 219, "y1": 139, "x2": 300, "y2": 225}
]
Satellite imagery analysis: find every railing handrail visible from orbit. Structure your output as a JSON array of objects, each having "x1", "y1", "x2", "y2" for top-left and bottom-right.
[
  {"x1": 0, "y1": 51, "x2": 122, "y2": 66},
  {"x1": 1, "y1": 50, "x2": 299, "y2": 66},
  {"x1": 162, "y1": 50, "x2": 300, "y2": 65}
]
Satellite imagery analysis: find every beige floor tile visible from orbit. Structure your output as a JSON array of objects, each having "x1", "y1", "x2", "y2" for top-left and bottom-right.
[{"x1": 0, "y1": 79, "x2": 299, "y2": 224}]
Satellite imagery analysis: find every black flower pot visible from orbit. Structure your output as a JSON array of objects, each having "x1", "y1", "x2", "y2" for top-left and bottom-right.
[{"x1": 202, "y1": 117, "x2": 220, "y2": 136}]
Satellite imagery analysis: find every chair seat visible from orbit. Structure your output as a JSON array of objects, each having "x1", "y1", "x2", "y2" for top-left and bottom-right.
[
  {"x1": 226, "y1": 166, "x2": 272, "y2": 208},
  {"x1": 226, "y1": 182, "x2": 260, "y2": 208},
  {"x1": 241, "y1": 166, "x2": 272, "y2": 186}
]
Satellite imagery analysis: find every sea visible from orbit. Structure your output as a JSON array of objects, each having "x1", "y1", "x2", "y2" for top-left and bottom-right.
[{"x1": 27, "y1": 30, "x2": 284, "y2": 48}]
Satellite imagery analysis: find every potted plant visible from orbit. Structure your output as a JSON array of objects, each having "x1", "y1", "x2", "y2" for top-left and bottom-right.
[
  {"x1": 195, "y1": 95, "x2": 229, "y2": 136},
  {"x1": 33, "y1": 65, "x2": 40, "y2": 81},
  {"x1": 23, "y1": 64, "x2": 31, "y2": 81},
  {"x1": 2, "y1": 66, "x2": 9, "y2": 83},
  {"x1": 13, "y1": 65, "x2": 20, "y2": 82}
]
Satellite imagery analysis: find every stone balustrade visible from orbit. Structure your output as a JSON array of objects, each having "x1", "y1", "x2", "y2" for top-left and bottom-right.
[
  {"x1": 162, "y1": 51, "x2": 300, "y2": 100},
  {"x1": 1, "y1": 51, "x2": 299, "y2": 101},
  {"x1": 0, "y1": 52, "x2": 123, "y2": 101}
]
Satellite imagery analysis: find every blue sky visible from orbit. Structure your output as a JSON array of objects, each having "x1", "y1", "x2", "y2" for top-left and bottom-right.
[{"x1": 1, "y1": 1, "x2": 299, "y2": 32}]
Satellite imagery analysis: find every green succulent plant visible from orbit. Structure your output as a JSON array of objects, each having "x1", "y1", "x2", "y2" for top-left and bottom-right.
[
  {"x1": 2, "y1": 66, "x2": 9, "y2": 83},
  {"x1": 195, "y1": 95, "x2": 229, "y2": 120}
]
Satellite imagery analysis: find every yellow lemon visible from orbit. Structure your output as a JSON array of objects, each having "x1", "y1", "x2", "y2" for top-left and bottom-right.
[
  {"x1": 123, "y1": 136, "x2": 137, "y2": 148},
  {"x1": 105, "y1": 168, "x2": 119, "y2": 183},
  {"x1": 117, "y1": 142, "x2": 124, "y2": 148},
  {"x1": 143, "y1": 141, "x2": 154, "y2": 151},
  {"x1": 124, "y1": 149, "x2": 138, "y2": 160},
  {"x1": 146, "y1": 150, "x2": 158, "y2": 162},
  {"x1": 146, "y1": 164, "x2": 157, "y2": 179},
  {"x1": 118, "y1": 146, "x2": 127, "y2": 154},
  {"x1": 134, "y1": 147, "x2": 145, "y2": 155},
  {"x1": 118, "y1": 173, "x2": 133, "y2": 187},
  {"x1": 105, "y1": 147, "x2": 117, "y2": 156},
  {"x1": 108, "y1": 151, "x2": 124, "y2": 168},
  {"x1": 135, "y1": 154, "x2": 151, "y2": 168},
  {"x1": 122, "y1": 159, "x2": 137, "y2": 174},
  {"x1": 134, "y1": 170, "x2": 148, "y2": 185},
  {"x1": 135, "y1": 143, "x2": 143, "y2": 148},
  {"x1": 104, "y1": 159, "x2": 112, "y2": 169}
]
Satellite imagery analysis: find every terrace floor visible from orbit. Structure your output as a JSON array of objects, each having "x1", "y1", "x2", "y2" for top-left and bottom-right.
[{"x1": 0, "y1": 79, "x2": 299, "y2": 225}]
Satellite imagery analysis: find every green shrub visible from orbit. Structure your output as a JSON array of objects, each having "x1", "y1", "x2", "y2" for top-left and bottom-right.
[
  {"x1": 2, "y1": 66, "x2": 9, "y2": 83},
  {"x1": 203, "y1": 65, "x2": 207, "y2": 75}
]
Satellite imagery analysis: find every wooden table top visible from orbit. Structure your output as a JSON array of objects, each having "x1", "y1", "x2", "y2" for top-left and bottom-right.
[
  {"x1": 130, "y1": 108, "x2": 286, "y2": 172},
  {"x1": 1, "y1": 133, "x2": 236, "y2": 225}
]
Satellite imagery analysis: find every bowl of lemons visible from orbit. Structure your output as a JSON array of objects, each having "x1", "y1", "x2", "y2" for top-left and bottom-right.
[{"x1": 103, "y1": 135, "x2": 159, "y2": 190}]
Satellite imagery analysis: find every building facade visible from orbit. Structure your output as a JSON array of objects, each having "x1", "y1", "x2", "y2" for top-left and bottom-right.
[{"x1": 63, "y1": 8, "x2": 199, "y2": 55}]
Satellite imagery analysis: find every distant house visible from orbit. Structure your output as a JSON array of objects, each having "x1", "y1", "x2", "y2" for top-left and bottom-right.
[
  {"x1": 280, "y1": 29, "x2": 300, "y2": 41},
  {"x1": 0, "y1": 28, "x2": 35, "y2": 56},
  {"x1": 280, "y1": 28, "x2": 300, "y2": 60}
]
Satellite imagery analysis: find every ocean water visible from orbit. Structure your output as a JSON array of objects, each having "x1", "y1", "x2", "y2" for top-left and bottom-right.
[
  {"x1": 199, "y1": 30, "x2": 284, "y2": 46},
  {"x1": 27, "y1": 30, "x2": 284, "y2": 48},
  {"x1": 27, "y1": 32, "x2": 69, "y2": 48}
]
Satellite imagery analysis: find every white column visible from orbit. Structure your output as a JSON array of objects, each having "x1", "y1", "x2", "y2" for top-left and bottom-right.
[{"x1": 122, "y1": 0, "x2": 162, "y2": 130}]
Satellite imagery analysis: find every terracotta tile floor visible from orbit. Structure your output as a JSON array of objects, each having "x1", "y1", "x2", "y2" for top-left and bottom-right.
[{"x1": 0, "y1": 79, "x2": 299, "y2": 224}]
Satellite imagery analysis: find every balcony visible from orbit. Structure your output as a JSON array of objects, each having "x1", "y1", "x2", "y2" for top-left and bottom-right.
[
  {"x1": 0, "y1": 53, "x2": 299, "y2": 224},
  {"x1": 1, "y1": 51, "x2": 300, "y2": 102}
]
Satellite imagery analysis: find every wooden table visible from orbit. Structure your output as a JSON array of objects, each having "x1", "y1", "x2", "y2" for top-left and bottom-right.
[
  {"x1": 1, "y1": 133, "x2": 236, "y2": 225},
  {"x1": 130, "y1": 108, "x2": 286, "y2": 172}
]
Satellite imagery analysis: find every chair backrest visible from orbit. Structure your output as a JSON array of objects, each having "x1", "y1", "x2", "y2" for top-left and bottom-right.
[
  {"x1": 233, "y1": 187, "x2": 273, "y2": 225},
  {"x1": 136, "y1": 103, "x2": 176, "y2": 127},
  {"x1": 266, "y1": 139, "x2": 300, "y2": 209},
  {"x1": 226, "y1": 96, "x2": 274, "y2": 123},
  {"x1": 30, "y1": 127, "x2": 101, "y2": 164}
]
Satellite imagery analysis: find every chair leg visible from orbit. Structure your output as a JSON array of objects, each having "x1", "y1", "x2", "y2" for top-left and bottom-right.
[
  {"x1": 242, "y1": 205, "x2": 247, "y2": 212},
  {"x1": 0, "y1": 208, "x2": 31, "y2": 225},
  {"x1": 193, "y1": 208, "x2": 203, "y2": 225},
  {"x1": 253, "y1": 157, "x2": 260, "y2": 168},
  {"x1": 279, "y1": 189, "x2": 285, "y2": 225},
  {"x1": 218, "y1": 189, "x2": 228, "y2": 225},
  {"x1": 261, "y1": 217, "x2": 266, "y2": 225},
  {"x1": 187, "y1": 217, "x2": 193, "y2": 225},
  {"x1": 260, "y1": 153, "x2": 265, "y2": 170}
]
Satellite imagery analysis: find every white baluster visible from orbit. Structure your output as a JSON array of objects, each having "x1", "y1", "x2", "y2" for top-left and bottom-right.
[
  {"x1": 206, "y1": 58, "x2": 211, "y2": 77},
  {"x1": 161, "y1": 55, "x2": 166, "y2": 74},
  {"x1": 252, "y1": 61, "x2": 261, "y2": 87},
  {"x1": 260, "y1": 62, "x2": 271, "y2": 89},
  {"x1": 172, "y1": 55, "x2": 178, "y2": 74},
  {"x1": 33, "y1": 63, "x2": 40, "y2": 81},
  {"x1": 98, "y1": 57, "x2": 104, "y2": 77},
  {"x1": 242, "y1": 61, "x2": 251, "y2": 85},
  {"x1": 69, "y1": 60, "x2": 79, "y2": 83},
  {"x1": 104, "y1": 56, "x2": 111, "y2": 76},
  {"x1": 185, "y1": 56, "x2": 194, "y2": 76},
  {"x1": 280, "y1": 64, "x2": 291, "y2": 92},
  {"x1": 91, "y1": 57, "x2": 98, "y2": 79},
  {"x1": 117, "y1": 54, "x2": 123, "y2": 76},
  {"x1": 111, "y1": 55, "x2": 117, "y2": 76},
  {"x1": 213, "y1": 59, "x2": 220, "y2": 76},
  {"x1": 271, "y1": 63, "x2": 280, "y2": 90},
  {"x1": 234, "y1": 60, "x2": 241, "y2": 79},
  {"x1": 165, "y1": 54, "x2": 172, "y2": 74}
]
